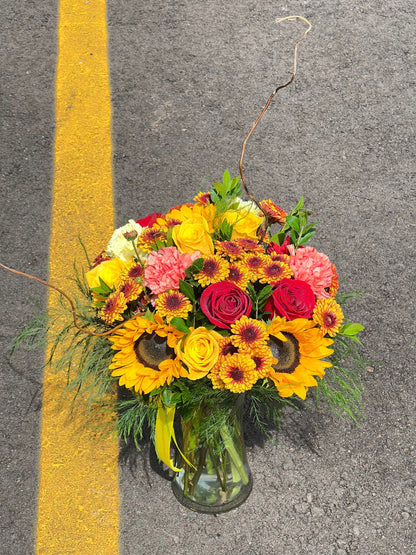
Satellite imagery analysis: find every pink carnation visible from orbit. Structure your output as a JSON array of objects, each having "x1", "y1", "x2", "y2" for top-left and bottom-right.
[
  {"x1": 144, "y1": 246, "x2": 198, "y2": 295},
  {"x1": 289, "y1": 246, "x2": 333, "y2": 299}
]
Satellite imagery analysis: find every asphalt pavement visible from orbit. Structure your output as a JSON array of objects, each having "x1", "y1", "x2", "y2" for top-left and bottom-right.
[{"x1": 1, "y1": 1, "x2": 415, "y2": 554}]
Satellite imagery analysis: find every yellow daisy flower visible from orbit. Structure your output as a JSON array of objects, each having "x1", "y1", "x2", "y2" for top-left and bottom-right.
[
  {"x1": 258, "y1": 260, "x2": 293, "y2": 284},
  {"x1": 219, "y1": 353, "x2": 258, "y2": 393},
  {"x1": 155, "y1": 290, "x2": 192, "y2": 322},
  {"x1": 231, "y1": 316, "x2": 269, "y2": 351},
  {"x1": 100, "y1": 291, "x2": 128, "y2": 325},
  {"x1": 227, "y1": 262, "x2": 250, "y2": 290},
  {"x1": 195, "y1": 255, "x2": 229, "y2": 287},
  {"x1": 313, "y1": 298, "x2": 344, "y2": 337}
]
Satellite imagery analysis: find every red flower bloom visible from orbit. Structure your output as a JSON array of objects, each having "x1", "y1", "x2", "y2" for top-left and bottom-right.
[
  {"x1": 200, "y1": 282, "x2": 252, "y2": 329},
  {"x1": 267, "y1": 236, "x2": 290, "y2": 256},
  {"x1": 136, "y1": 212, "x2": 162, "y2": 227},
  {"x1": 265, "y1": 278, "x2": 316, "y2": 320}
]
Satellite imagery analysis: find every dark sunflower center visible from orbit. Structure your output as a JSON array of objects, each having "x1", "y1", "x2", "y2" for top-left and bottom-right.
[
  {"x1": 133, "y1": 333, "x2": 175, "y2": 370},
  {"x1": 269, "y1": 332, "x2": 300, "y2": 374},
  {"x1": 230, "y1": 366, "x2": 244, "y2": 382}
]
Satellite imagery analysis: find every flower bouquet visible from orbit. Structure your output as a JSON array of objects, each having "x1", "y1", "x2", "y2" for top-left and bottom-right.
[{"x1": 7, "y1": 17, "x2": 365, "y2": 514}]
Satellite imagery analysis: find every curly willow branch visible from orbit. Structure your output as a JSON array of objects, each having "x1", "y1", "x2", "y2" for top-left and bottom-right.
[
  {"x1": 0, "y1": 262, "x2": 134, "y2": 337},
  {"x1": 239, "y1": 15, "x2": 312, "y2": 239}
]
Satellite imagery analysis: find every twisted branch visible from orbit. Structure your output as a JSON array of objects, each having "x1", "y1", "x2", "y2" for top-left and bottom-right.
[
  {"x1": 0, "y1": 262, "x2": 135, "y2": 337},
  {"x1": 239, "y1": 15, "x2": 312, "y2": 239}
]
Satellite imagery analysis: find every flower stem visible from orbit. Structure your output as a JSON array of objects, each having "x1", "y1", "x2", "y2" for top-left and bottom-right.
[{"x1": 219, "y1": 423, "x2": 249, "y2": 485}]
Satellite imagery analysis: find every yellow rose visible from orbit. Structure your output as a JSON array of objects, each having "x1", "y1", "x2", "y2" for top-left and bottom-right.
[
  {"x1": 176, "y1": 327, "x2": 222, "y2": 379},
  {"x1": 223, "y1": 209, "x2": 264, "y2": 240},
  {"x1": 85, "y1": 258, "x2": 127, "y2": 290},
  {"x1": 172, "y1": 215, "x2": 214, "y2": 256}
]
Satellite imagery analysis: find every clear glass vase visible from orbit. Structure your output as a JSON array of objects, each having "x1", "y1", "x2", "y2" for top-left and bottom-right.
[{"x1": 171, "y1": 394, "x2": 252, "y2": 513}]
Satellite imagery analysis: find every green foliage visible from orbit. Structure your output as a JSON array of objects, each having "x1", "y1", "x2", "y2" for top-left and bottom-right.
[
  {"x1": 314, "y1": 335, "x2": 367, "y2": 423},
  {"x1": 271, "y1": 196, "x2": 319, "y2": 247}
]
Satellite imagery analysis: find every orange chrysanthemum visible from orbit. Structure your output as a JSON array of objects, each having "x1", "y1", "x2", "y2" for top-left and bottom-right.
[
  {"x1": 260, "y1": 199, "x2": 288, "y2": 225},
  {"x1": 193, "y1": 191, "x2": 212, "y2": 205},
  {"x1": 195, "y1": 255, "x2": 229, "y2": 286},
  {"x1": 231, "y1": 316, "x2": 269, "y2": 351},
  {"x1": 227, "y1": 262, "x2": 250, "y2": 289},
  {"x1": 313, "y1": 298, "x2": 344, "y2": 337},
  {"x1": 328, "y1": 264, "x2": 339, "y2": 297},
  {"x1": 100, "y1": 291, "x2": 128, "y2": 325},
  {"x1": 155, "y1": 289, "x2": 192, "y2": 322},
  {"x1": 120, "y1": 261, "x2": 145, "y2": 283},
  {"x1": 241, "y1": 345, "x2": 278, "y2": 379},
  {"x1": 215, "y1": 240, "x2": 244, "y2": 260},
  {"x1": 243, "y1": 253, "x2": 269, "y2": 280},
  {"x1": 118, "y1": 278, "x2": 143, "y2": 302},
  {"x1": 219, "y1": 353, "x2": 258, "y2": 393},
  {"x1": 258, "y1": 260, "x2": 293, "y2": 284},
  {"x1": 137, "y1": 226, "x2": 167, "y2": 253},
  {"x1": 235, "y1": 237, "x2": 263, "y2": 254}
]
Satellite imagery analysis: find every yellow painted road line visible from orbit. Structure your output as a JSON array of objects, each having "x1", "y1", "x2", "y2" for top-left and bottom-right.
[{"x1": 36, "y1": 1, "x2": 119, "y2": 553}]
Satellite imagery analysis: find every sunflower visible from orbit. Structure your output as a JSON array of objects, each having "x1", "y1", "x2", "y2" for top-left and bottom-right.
[
  {"x1": 109, "y1": 316, "x2": 186, "y2": 394},
  {"x1": 155, "y1": 289, "x2": 192, "y2": 322},
  {"x1": 227, "y1": 262, "x2": 250, "y2": 289},
  {"x1": 100, "y1": 291, "x2": 128, "y2": 325},
  {"x1": 219, "y1": 353, "x2": 258, "y2": 393},
  {"x1": 313, "y1": 298, "x2": 344, "y2": 337},
  {"x1": 231, "y1": 316, "x2": 269, "y2": 351},
  {"x1": 267, "y1": 317, "x2": 334, "y2": 400},
  {"x1": 195, "y1": 255, "x2": 229, "y2": 287},
  {"x1": 215, "y1": 240, "x2": 244, "y2": 260},
  {"x1": 258, "y1": 259, "x2": 293, "y2": 284}
]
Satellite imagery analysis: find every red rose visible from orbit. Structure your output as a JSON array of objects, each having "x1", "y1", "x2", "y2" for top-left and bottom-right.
[
  {"x1": 265, "y1": 278, "x2": 315, "y2": 320},
  {"x1": 136, "y1": 212, "x2": 162, "y2": 227},
  {"x1": 200, "y1": 282, "x2": 252, "y2": 329}
]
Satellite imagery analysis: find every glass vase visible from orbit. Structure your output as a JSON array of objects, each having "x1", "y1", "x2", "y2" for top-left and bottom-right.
[{"x1": 171, "y1": 394, "x2": 252, "y2": 513}]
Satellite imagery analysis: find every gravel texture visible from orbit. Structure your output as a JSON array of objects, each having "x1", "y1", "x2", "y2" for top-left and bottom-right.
[{"x1": 1, "y1": 1, "x2": 415, "y2": 553}]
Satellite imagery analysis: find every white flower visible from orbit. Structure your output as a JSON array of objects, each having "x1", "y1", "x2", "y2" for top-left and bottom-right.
[
  {"x1": 106, "y1": 219, "x2": 146, "y2": 262},
  {"x1": 234, "y1": 198, "x2": 262, "y2": 216}
]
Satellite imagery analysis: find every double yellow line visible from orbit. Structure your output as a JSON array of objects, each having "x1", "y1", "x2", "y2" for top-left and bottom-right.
[{"x1": 37, "y1": 1, "x2": 119, "y2": 552}]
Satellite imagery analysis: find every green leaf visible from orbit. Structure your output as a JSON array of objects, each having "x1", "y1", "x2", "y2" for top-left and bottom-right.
[
  {"x1": 178, "y1": 279, "x2": 195, "y2": 301},
  {"x1": 289, "y1": 229, "x2": 298, "y2": 244},
  {"x1": 162, "y1": 388, "x2": 173, "y2": 407},
  {"x1": 185, "y1": 258, "x2": 204, "y2": 277},
  {"x1": 170, "y1": 317, "x2": 190, "y2": 334},
  {"x1": 340, "y1": 323, "x2": 365, "y2": 336},
  {"x1": 222, "y1": 169, "x2": 231, "y2": 186},
  {"x1": 257, "y1": 284, "x2": 273, "y2": 301},
  {"x1": 303, "y1": 222, "x2": 320, "y2": 234},
  {"x1": 154, "y1": 237, "x2": 166, "y2": 250},
  {"x1": 286, "y1": 215, "x2": 300, "y2": 232},
  {"x1": 299, "y1": 211, "x2": 308, "y2": 227},
  {"x1": 298, "y1": 231, "x2": 316, "y2": 245},
  {"x1": 270, "y1": 231, "x2": 287, "y2": 245},
  {"x1": 292, "y1": 197, "x2": 304, "y2": 212},
  {"x1": 219, "y1": 219, "x2": 233, "y2": 240}
]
